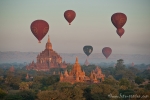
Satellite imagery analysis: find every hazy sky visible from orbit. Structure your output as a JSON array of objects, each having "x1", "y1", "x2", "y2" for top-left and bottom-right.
[{"x1": 0, "y1": 0, "x2": 150, "y2": 54}]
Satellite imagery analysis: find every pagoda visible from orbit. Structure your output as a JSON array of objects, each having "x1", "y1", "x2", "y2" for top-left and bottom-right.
[
  {"x1": 84, "y1": 59, "x2": 89, "y2": 66},
  {"x1": 60, "y1": 57, "x2": 105, "y2": 84},
  {"x1": 26, "y1": 35, "x2": 67, "y2": 71},
  {"x1": 147, "y1": 66, "x2": 150, "y2": 70},
  {"x1": 9, "y1": 66, "x2": 15, "y2": 72},
  {"x1": 131, "y1": 62, "x2": 134, "y2": 67},
  {"x1": 26, "y1": 73, "x2": 29, "y2": 80},
  {"x1": 92, "y1": 66, "x2": 105, "y2": 81}
]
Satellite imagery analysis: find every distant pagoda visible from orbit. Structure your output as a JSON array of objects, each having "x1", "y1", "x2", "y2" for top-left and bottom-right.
[
  {"x1": 9, "y1": 66, "x2": 15, "y2": 72},
  {"x1": 147, "y1": 66, "x2": 150, "y2": 70},
  {"x1": 26, "y1": 73, "x2": 29, "y2": 80},
  {"x1": 93, "y1": 66, "x2": 105, "y2": 81},
  {"x1": 26, "y1": 35, "x2": 67, "y2": 71},
  {"x1": 84, "y1": 59, "x2": 89, "y2": 66},
  {"x1": 131, "y1": 62, "x2": 134, "y2": 67}
]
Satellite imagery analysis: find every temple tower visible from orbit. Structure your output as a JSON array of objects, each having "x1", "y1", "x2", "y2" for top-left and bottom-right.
[
  {"x1": 26, "y1": 35, "x2": 67, "y2": 71},
  {"x1": 46, "y1": 35, "x2": 52, "y2": 50},
  {"x1": 71, "y1": 57, "x2": 82, "y2": 75}
]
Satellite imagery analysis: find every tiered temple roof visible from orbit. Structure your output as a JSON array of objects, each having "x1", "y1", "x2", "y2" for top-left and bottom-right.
[
  {"x1": 26, "y1": 35, "x2": 67, "y2": 71},
  {"x1": 60, "y1": 57, "x2": 105, "y2": 84}
]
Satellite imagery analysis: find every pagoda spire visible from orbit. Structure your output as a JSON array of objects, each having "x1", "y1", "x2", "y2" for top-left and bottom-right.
[
  {"x1": 46, "y1": 35, "x2": 52, "y2": 50},
  {"x1": 48, "y1": 35, "x2": 50, "y2": 43},
  {"x1": 75, "y1": 57, "x2": 78, "y2": 63}
]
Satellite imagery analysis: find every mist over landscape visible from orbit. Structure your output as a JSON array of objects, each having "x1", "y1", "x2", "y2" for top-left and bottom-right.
[
  {"x1": 0, "y1": 51, "x2": 149, "y2": 65},
  {"x1": 0, "y1": 1, "x2": 150, "y2": 100}
]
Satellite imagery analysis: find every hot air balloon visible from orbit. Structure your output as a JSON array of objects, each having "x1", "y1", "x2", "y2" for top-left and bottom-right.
[
  {"x1": 111, "y1": 13, "x2": 127, "y2": 29},
  {"x1": 83, "y1": 45, "x2": 93, "y2": 66},
  {"x1": 102, "y1": 47, "x2": 112, "y2": 59},
  {"x1": 64, "y1": 10, "x2": 76, "y2": 25},
  {"x1": 83, "y1": 45, "x2": 93, "y2": 56},
  {"x1": 30, "y1": 20, "x2": 49, "y2": 43},
  {"x1": 116, "y1": 28, "x2": 125, "y2": 38}
]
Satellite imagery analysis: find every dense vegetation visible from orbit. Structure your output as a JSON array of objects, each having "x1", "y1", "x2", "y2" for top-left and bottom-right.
[{"x1": 0, "y1": 59, "x2": 150, "y2": 100}]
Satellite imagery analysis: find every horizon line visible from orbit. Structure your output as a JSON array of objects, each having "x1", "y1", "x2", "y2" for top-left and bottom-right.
[{"x1": 0, "y1": 51, "x2": 149, "y2": 55}]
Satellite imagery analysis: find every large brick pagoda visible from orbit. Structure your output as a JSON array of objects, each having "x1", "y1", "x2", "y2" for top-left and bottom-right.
[{"x1": 26, "y1": 35, "x2": 67, "y2": 71}]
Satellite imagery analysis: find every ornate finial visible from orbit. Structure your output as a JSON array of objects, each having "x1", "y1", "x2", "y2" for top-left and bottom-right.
[
  {"x1": 46, "y1": 35, "x2": 52, "y2": 50},
  {"x1": 96, "y1": 66, "x2": 99, "y2": 69},
  {"x1": 48, "y1": 35, "x2": 50, "y2": 43},
  {"x1": 75, "y1": 57, "x2": 78, "y2": 63}
]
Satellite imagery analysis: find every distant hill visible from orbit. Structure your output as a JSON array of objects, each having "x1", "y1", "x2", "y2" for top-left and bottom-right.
[{"x1": 0, "y1": 51, "x2": 150, "y2": 64}]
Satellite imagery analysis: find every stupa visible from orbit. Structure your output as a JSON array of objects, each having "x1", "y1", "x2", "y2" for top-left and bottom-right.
[
  {"x1": 60, "y1": 57, "x2": 105, "y2": 84},
  {"x1": 26, "y1": 35, "x2": 67, "y2": 71}
]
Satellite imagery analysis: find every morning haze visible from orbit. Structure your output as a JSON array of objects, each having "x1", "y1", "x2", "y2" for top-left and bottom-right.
[
  {"x1": 0, "y1": 0, "x2": 150, "y2": 55},
  {"x1": 1, "y1": 1, "x2": 150, "y2": 100}
]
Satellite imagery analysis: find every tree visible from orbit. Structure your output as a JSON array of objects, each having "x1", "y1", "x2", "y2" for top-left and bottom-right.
[
  {"x1": 0, "y1": 88, "x2": 7, "y2": 100},
  {"x1": 102, "y1": 75, "x2": 119, "y2": 89},
  {"x1": 135, "y1": 77, "x2": 144, "y2": 85},
  {"x1": 147, "y1": 75, "x2": 150, "y2": 81},
  {"x1": 133, "y1": 88, "x2": 150, "y2": 100},
  {"x1": 0, "y1": 68, "x2": 4, "y2": 76},
  {"x1": 59, "y1": 86, "x2": 85, "y2": 100},
  {"x1": 37, "y1": 87, "x2": 85, "y2": 100},
  {"x1": 119, "y1": 89, "x2": 134, "y2": 100},
  {"x1": 119, "y1": 78, "x2": 131, "y2": 90},
  {"x1": 19, "y1": 82, "x2": 29, "y2": 90},
  {"x1": 115, "y1": 59, "x2": 125, "y2": 70},
  {"x1": 83, "y1": 87, "x2": 92, "y2": 100},
  {"x1": 5, "y1": 94, "x2": 23, "y2": 100},
  {"x1": 90, "y1": 84, "x2": 118, "y2": 100},
  {"x1": 48, "y1": 82, "x2": 72, "y2": 91},
  {"x1": 5, "y1": 90, "x2": 36, "y2": 100},
  {"x1": 17, "y1": 90, "x2": 36, "y2": 100},
  {"x1": 0, "y1": 76, "x2": 4, "y2": 84},
  {"x1": 31, "y1": 82, "x2": 42, "y2": 91},
  {"x1": 128, "y1": 67, "x2": 139, "y2": 75},
  {"x1": 41, "y1": 75, "x2": 59, "y2": 87},
  {"x1": 37, "y1": 90, "x2": 59, "y2": 100},
  {"x1": 113, "y1": 59, "x2": 136, "y2": 80},
  {"x1": 137, "y1": 70, "x2": 150, "y2": 80},
  {"x1": 145, "y1": 84, "x2": 150, "y2": 90}
]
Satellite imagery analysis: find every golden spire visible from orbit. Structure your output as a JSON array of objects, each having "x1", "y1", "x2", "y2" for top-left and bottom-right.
[
  {"x1": 71, "y1": 56, "x2": 82, "y2": 76},
  {"x1": 48, "y1": 35, "x2": 50, "y2": 43},
  {"x1": 75, "y1": 57, "x2": 78, "y2": 63},
  {"x1": 46, "y1": 35, "x2": 52, "y2": 50}
]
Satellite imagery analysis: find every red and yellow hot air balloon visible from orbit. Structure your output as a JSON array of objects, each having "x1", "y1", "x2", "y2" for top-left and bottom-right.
[
  {"x1": 30, "y1": 20, "x2": 49, "y2": 43},
  {"x1": 116, "y1": 28, "x2": 125, "y2": 38},
  {"x1": 111, "y1": 12, "x2": 127, "y2": 29},
  {"x1": 64, "y1": 10, "x2": 76, "y2": 25},
  {"x1": 102, "y1": 47, "x2": 112, "y2": 59}
]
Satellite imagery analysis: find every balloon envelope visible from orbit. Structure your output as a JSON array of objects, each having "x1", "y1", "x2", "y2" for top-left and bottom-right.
[
  {"x1": 30, "y1": 20, "x2": 49, "y2": 43},
  {"x1": 83, "y1": 45, "x2": 93, "y2": 56},
  {"x1": 111, "y1": 13, "x2": 127, "y2": 29},
  {"x1": 116, "y1": 28, "x2": 125, "y2": 38},
  {"x1": 64, "y1": 10, "x2": 76, "y2": 25},
  {"x1": 102, "y1": 47, "x2": 112, "y2": 59}
]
